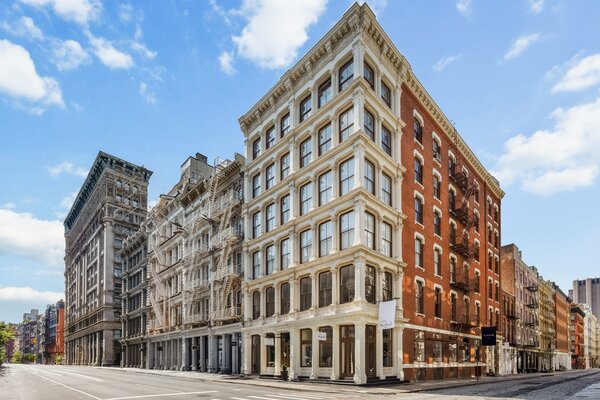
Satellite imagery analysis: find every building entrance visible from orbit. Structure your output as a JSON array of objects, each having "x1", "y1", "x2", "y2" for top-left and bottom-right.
[{"x1": 340, "y1": 325, "x2": 355, "y2": 378}]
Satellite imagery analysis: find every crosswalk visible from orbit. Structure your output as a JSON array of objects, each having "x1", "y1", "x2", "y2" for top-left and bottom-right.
[{"x1": 213, "y1": 392, "x2": 364, "y2": 400}]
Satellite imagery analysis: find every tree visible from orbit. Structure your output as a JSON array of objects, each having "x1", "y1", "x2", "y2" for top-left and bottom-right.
[
  {"x1": 0, "y1": 322, "x2": 14, "y2": 366},
  {"x1": 11, "y1": 351, "x2": 23, "y2": 364}
]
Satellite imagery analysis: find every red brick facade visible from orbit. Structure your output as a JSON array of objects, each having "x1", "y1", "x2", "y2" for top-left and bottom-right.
[{"x1": 400, "y1": 86, "x2": 502, "y2": 380}]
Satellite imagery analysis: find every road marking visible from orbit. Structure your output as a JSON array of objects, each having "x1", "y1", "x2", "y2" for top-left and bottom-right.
[
  {"x1": 248, "y1": 396, "x2": 284, "y2": 400},
  {"x1": 231, "y1": 397, "x2": 251, "y2": 400},
  {"x1": 32, "y1": 372, "x2": 102, "y2": 400},
  {"x1": 104, "y1": 391, "x2": 218, "y2": 400},
  {"x1": 273, "y1": 395, "x2": 330, "y2": 400},
  {"x1": 56, "y1": 369, "x2": 104, "y2": 381},
  {"x1": 136, "y1": 383, "x2": 183, "y2": 393}
]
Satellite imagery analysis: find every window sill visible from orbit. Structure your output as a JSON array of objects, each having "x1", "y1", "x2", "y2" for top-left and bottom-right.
[
  {"x1": 415, "y1": 312, "x2": 425, "y2": 317},
  {"x1": 415, "y1": 265, "x2": 425, "y2": 272},
  {"x1": 434, "y1": 317, "x2": 443, "y2": 321}
]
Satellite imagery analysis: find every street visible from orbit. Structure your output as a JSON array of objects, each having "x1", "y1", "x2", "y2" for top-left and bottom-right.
[{"x1": 0, "y1": 365, "x2": 599, "y2": 400}]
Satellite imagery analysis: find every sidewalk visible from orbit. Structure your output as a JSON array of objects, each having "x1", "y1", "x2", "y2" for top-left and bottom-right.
[{"x1": 96, "y1": 366, "x2": 597, "y2": 395}]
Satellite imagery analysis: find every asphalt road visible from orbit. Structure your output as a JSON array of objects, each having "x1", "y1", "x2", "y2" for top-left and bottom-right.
[
  {"x1": 0, "y1": 364, "x2": 371, "y2": 400},
  {"x1": 1, "y1": 364, "x2": 599, "y2": 400},
  {"x1": 428, "y1": 369, "x2": 600, "y2": 400}
]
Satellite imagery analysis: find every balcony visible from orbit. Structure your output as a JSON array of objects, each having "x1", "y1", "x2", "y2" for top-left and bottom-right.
[
  {"x1": 183, "y1": 279, "x2": 209, "y2": 292},
  {"x1": 211, "y1": 306, "x2": 242, "y2": 321},
  {"x1": 526, "y1": 284, "x2": 539, "y2": 292},
  {"x1": 210, "y1": 227, "x2": 243, "y2": 249},
  {"x1": 213, "y1": 263, "x2": 242, "y2": 282},
  {"x1": 183, "y1": 314, "x2": 209, "y2": 325},
  {"x1": 450, "y1": 236, "x2": 472, "y2": 259}
]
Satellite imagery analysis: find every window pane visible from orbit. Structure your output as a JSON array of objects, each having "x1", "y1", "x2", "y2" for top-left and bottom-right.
[
  {"x1": 319, "y1": 171, "x2": 332, "y2": 206},
  {"x1": 339, "y1": 107, "x2": 354, "y2": 142},
  {"x1": 339, "y1": 59, "x2": 353, "y2": 91},
  {"x1": 340, "y1": 211, "x2": 355, "y2": 250},
  {"x1": 319, "y1": 124, "x2": 332, "y2": 155},
  {"x1": 339, "y1": 158, "x2": 355, "y2": 195},
  {"x1": 340, "y1": 265, "x2": 355, "y2": 303},
  {"x1": 318, "y1": 78, "x2": 332, "y2": 108}
]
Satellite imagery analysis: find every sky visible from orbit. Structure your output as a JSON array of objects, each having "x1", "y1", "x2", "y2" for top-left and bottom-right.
[{"x1": 1, "y1": 0, "x2": 599, "y2": 323}]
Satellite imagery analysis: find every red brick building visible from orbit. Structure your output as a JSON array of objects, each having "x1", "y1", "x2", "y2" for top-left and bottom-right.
[
  {"x1": 570, "y1": 304, "x2": 586, "y2": 369},
  {"x1": 553, "y1": 285, "x2": 570, "y2": 370},
  {"x1": 400, "y1": 78, "x2": 504, "y2": 380}
]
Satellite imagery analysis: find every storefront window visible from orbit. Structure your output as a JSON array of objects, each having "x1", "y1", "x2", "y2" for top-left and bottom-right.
[
  {"x1": 383, "y1": 329, "x2": 393, "y2": 367},
  {"x1": 301, "y1": 329, "x2": 312, "y2": 367},
  {"x1": 319, "y1": 326, "x2": 333, "y2": 367},
  {"x1": 414, "y1": 331, "x2": 425, "y2": 362}
]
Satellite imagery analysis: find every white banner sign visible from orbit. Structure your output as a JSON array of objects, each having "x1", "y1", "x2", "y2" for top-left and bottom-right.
[
  {"x1": 317, "y1": 332, "x2": 327, "y2": 341},
  {"x1": 265, "y1": 337, "x2": 274, "y2": 346},
  {"x1": 379, "y1": 300, "x2": 396, "y2": 329}
]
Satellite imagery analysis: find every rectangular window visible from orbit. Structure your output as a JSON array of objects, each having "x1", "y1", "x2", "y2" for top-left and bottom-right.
[
  {"x1": 451, "y1": 293, "x2": 457, "y2": 320},
  {"x1": 280, "y1": 195, "x2": 290, "y2": 224},
  {"x1": 450, "y1": 258, "x2": 456, "y2": 283},
  {"x1": 415, "y1": 196, "x2": 423, "y2": 224},
  {"x1": 280, "y1": 238, "x2": 290, "y2": 270},
  {"x1": 252, "y1": 212, "x2": 261, "y2": 238},
  {"x1": 433, "y1": 175, "x2": 440, "y2": 199},
  {"x1": 433, "y1": 341, "x2": 442, "y2": 362},
  {"x1": 434, "y1": 211, "x2": 441, "y2": 236},
  {"x1": 365, "y1": 265, "x2": 376, "y2": 304},
  {"x1": 252, "y1": 174, "x2": 261, "y2": 198},
  {"x1": 381, "y1": 81, "x2": 391, "y2": 107},
  {"x1": 319, "y1": 170, "x2": 332, "y2": 206},
  {"x1": 340, "y1": 265, "x2": 355, "y2": 303},
  {"x1": 319, "y1": 220, "x2": 332, "y2": 257},
  {"x1": 340, "y1": 211, "x2": 355, "y2": 250},
  {"x1": 266, "y1": 126, "x2": 275, "y2": 149},
  {"x1": 381, "y1": 125, "x2": 392, "y2": 155},
  {"x1": 364, "y1": 160, "x2": 375, "y2": 194},
  {"x1": 434, "y1": 248, "x2": 441, "y2": 276},
  {"x1": 280, "y1": 113, "x2": 290, "y2": 137},
  {"x1": 300, "y1": 183, "x2": 312, "y2": 215},
  {"x1": 435, "y1": 287, "x2": 442, "y2": 318},
  {"x1": 319, "y1": 326, "x2": 333, "y2": 367},
  {"x1": 252, "y1": 251, "x2": 261, "y2": 279},
  {"x1": 364, "y1": 61, "x2": 374, "y2": 89},
  {"x1": 382, "y1": 329, "x2": 393, "y2": 367},
  {"x1": 339, "y1": 158, "x2": 355, "y2": 195},
  {"x1": 414, "y1": 118, "x2": 423, "y2": 143},
  {"x1": 364, "y1": 108, "x2": 375, "y2": 140},
  {"x1": 301, "y1": 329, "x2": 312, "y2": 367},
  {"x1": 252, "y1": 291, "x2": 260, "y2": 319},
  {"x1": 265, "y1": 287, "x2": 275, "y2": 317},
  {"x1": 414, "y1": 158, "x2": 423, "y2": 184},
  {"x1": 300, "y1": 95, "x2": 311, "y2": 122},
  {"x1": 265, "y1": 245, "x2": 275, "y2": 275},
  {"x1": 300, "y1": 137, "x2": 312, "y2": 168},
  {"x1": 300, "y1": 229, "x2": 312, "y2": 264},
  {"x1": 433, "y1": 139, "x2": 441, "y2": 162},
  {"x1": 383, "y1": 271, "x2": 393, "y2": 301},
  {"x1": 280, "y1": 153, "x2": 290, "y2": 179},
  {"x1": 414, "y1": 331, "x2": 425, "y2": 362},
  {"x1": 265, "y1": 163, "x2": 275, "y2": 190},
  {"x1": 318, "y1": 124, "x2": 332, "y2": 155},
  {"x1": 415, "y1": 238, "x2": 423, "y2": 268},
  {"x1": 382, "y1": 222, "x2": 392, "y2": 257},
  {"x1": 416, "y1": 281, "x2": 424, "y2": 314},
  {"x1": 280, "y1": 283, "x2": 290, "y2": 314},
  {"x1": 365, "y1": 212, "x2": 375, "y2": 249},
  {"x1": 265, "y1": 203, "x2": 275, "y2": 232},
  {"x1": 381, "y1": 173, "x2": 392, "y2": 205},
  {"x1": 252, "y1": 138, "x2": 261, "y2": 159},
  {"x1": 300, "y1": 277, "x2": 312, "y2": 311},
  {"x1": 339, "y1": 59, "x2": 353, "y2": 91},
  {"x1": 339, "y1": 107, "x2": 354, "y2": 142},
  {"x1": 319, "y1": 271, "x2": 332, "y2": 307},
  {"x1": 318, "y1": 78, "x2": 332, "y2": 108}
]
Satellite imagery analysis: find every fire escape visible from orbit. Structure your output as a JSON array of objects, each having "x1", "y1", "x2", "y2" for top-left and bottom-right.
[
  {"x1": 449, "y1": 161, "x2": 480, "y2": 334},
  {"x1": 523, "y1": 283, "x2": 540, "y2": 348},
  {"x1": 147, "y1": 207, "x2": 168, "y2": 333}
]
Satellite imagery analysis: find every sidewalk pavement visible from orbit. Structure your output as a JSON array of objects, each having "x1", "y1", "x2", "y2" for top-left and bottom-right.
[
  {"x1": 96, "y1": 366, "x2": 598, "y2": 395},
  {"x1": 568, "y1": 380, "x2": 600, "y2": 399}
]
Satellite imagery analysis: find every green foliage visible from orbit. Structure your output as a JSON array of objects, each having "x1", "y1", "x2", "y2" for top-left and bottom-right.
[
  {"x1": 24, "y1": 353, "x2": 36, "y2": 363},
  {"x1": 0, "y1": 322, "x2": 14, "y2": 365},
  {"x1": 55, "y1": 354, "x2": 63, "y2": 364},
  {"x1": 12, "y1": 351, "x2": 23, "y2": 363}
]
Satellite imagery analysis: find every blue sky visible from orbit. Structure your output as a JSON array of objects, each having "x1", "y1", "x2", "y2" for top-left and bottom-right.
[{"x1": 1, "y1": 0, "x2": 599, "y2": 322}]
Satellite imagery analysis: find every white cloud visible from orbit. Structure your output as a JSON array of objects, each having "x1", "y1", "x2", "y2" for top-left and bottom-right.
[
  {"x1": 48, "y1": 161, "x2": 88, "y2": 177},
  {"x1": 0, "y1": 286, "x2": 63, "y2": 303},
  {"x1": 19, "y1": 0, "x2": 101, "y2": 25},
  {"x1": 139, "y1": 82, "x2": 157, "y2": 104},
  {"x1": 432, "y1": 54, "x2": 462, "y2": 71},
  {"x1": 0, "y1": 39, "x2": 64, "y2": 109},
  {"x1": 130, "y1": 41, "x2": 157, "y2": 59},
  {"x1": 492, "y1": 96, "x2": 600, "y2": 195},
  {"x1": 51, "y1": 39, "x2": 90, "y2": 70},
  {"x1": 0, "y1": 208, "x2": 64, "y2": 266},
  {"x1": 503, "y1": 33, "x2": 540, "y2": 60},
  {"x1": 552, "y1": 53, "x2": 600, "y2": 93},
  {"x1": 209, "y1": 0, "x2": 232, "y2": 25},
  {"x1": 54, "y1": 191, "x2": 77, "y2": 218},
  {"x1": 1, "y1": 16, "x2": 44, "y2": 40},
  {"x1": 529, "y1": 0, "x2": 544, "y2": 13},
  {"x1": 456, "y1": 0, "x2": 473, "y2": 16},
  {"x1": 88, "y1": 34, "x2": 134, "y2": 70},
  {"x1": 232, "y1": 0, "x2": 328, "y2": 69},
  {"x1": 1, "y1": 202, "x2": 16, "y2": 210},
  {"x1": 118, "y1": 3, "x2": 133, "y2": 23},
  {"x1": 219, "y1": 51, "x2": 236, "y2": 75}
]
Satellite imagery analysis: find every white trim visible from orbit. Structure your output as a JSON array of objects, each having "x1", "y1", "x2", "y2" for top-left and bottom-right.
[
  {"x1": 414, "y1": 231, "x2": 425, "y2": 243},
  {"x1": 413, "y1": 109, "x2": 424, "y2": 125}
]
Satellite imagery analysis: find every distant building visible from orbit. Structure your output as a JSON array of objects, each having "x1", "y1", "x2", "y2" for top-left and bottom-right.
[
  {"x1": 6, "y1": 323, "x2": 18, "y2": 362},
  {"x1": 42, "y1": 300, "x2": 65, "y2": 364},
  {"x1": 64, "y1": 151, "x2": 152, "y2": 366},
  {"x1": 573, "y1": 278, "x2": 600, "y2": 321},
  {"x1": 18, "y1": 309, "x2": 39, "y2": 357},
  {"x1": 552, "y1": 285, "x2": 570, "y2": 371}
]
